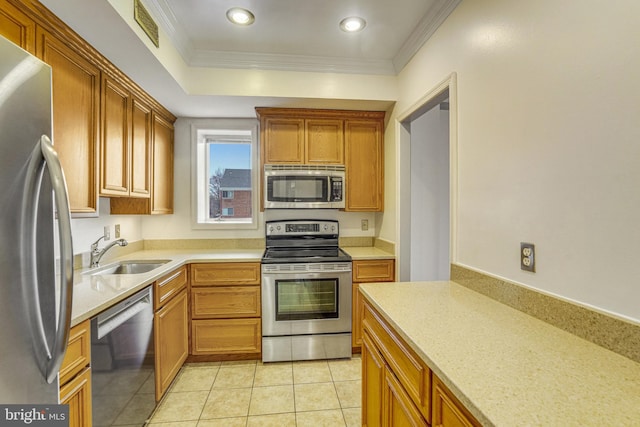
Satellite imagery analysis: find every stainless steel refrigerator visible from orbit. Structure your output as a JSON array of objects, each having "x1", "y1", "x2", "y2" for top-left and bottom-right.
[{"x1": 0, "y1": 35, "x2": 74, "y2": 403}]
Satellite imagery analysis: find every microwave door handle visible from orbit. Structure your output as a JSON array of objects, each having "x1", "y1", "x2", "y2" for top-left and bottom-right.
[{"x1": 328, "y1": 176, "x2": 333, "y2": 201}]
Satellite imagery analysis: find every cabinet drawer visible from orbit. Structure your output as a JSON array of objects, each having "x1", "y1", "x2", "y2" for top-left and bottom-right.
[
  {"x1": 363, "y1": 303, "x2": 431, "y2": 421},
  {"x1": 192, "y1": 286, "x2": 261, "y2": 319},
  {"x1": 191, "y1": 318, "x2": 261, "y2": 355},
  {"x1": 191, "y1": 263, "x2": 260, "y2": 286},
  {"x1": 155, "y1": 266, "x2": 188, "y2": 309},
  {"x1": 60, "y1": 320, "x2": 91, "y2": 385},
  {"x1": 353, "y1": 259, "x2": 395, "y2": 282}
]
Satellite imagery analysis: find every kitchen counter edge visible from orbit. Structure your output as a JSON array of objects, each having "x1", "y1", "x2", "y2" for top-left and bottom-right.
[{"x1": 70, "y1": 249, "x2": 264, "y2": 327}]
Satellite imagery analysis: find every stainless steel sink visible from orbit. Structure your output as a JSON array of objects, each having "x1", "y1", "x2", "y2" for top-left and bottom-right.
[{"x1": 85, "y1": 260, "x2": 171, "y2": 275}]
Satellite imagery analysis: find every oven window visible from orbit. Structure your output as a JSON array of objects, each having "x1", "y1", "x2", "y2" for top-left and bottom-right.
[{"x1": 275, "y1": 278, "x2": 339, "y2": 320}]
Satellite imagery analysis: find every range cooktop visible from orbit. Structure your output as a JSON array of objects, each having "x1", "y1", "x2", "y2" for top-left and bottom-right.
[{"x1": 262, "y1": 219, "x2": 352, "y2": 264}]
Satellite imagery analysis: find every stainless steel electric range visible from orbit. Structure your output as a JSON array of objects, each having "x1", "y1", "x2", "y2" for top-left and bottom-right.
[{"x1": 261, "y1": 219, "x2": 352, "y2": 362}]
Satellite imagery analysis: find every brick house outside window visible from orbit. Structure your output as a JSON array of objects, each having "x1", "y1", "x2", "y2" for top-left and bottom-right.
[{"x1": 219, "y1": 169, "x2": 251, "y2": 218}]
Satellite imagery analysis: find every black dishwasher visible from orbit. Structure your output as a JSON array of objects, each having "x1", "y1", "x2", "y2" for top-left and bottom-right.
[{"x1": 91, "y1": 286, "x2": 155, "y2": 426}]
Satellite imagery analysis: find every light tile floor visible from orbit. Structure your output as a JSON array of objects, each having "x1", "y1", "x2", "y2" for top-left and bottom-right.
[{"x1": 148, "y1": 356, "x2": 362, "y2": 427}]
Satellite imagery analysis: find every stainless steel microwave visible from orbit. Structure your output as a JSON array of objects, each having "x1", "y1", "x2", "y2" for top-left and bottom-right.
[{"x1": 264, "y1": 165, "x2": 345, "y2": 209}]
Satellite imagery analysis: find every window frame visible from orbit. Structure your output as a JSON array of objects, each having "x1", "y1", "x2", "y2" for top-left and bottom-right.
[{"x1": 191, "y1": 119, "x2": 259, "y2": 230}]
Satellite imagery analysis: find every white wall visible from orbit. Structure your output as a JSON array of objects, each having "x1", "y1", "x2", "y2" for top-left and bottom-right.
[
  {"x1": 382, "y1": 0, "x2": 640, "y2": 322},
  {"x1": 409, "y1": 104, "x2": 450, "y2": 281},
  {"x1": 70, "y1": 198, "x2": 143, "y2": 255}
]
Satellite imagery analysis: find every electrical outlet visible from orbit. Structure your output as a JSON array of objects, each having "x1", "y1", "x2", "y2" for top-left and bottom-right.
[
  {"x1": 115, "y1": 224, "x2": 121, "y2": 239},
  {"x1": 520, "y1": 242, "x2": 535, "y2": 272},
  {"x1": 361, "y1": 219, "x2": 369, "y2": 231},
  {"x1": 103, "y1": 225, "x2": 111, "y2": 241}
]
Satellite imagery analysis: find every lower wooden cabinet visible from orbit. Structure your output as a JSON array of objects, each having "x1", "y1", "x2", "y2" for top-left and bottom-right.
[
  {"x1": 154, "y1": 267, "x2": 188, "y2": 400},
  {"x1": 191, "y1": 318, "x2": 261, "y2": 355},
  {"x1": 59, "y1": 320, "x2": 92, "y2": 427},
  {"x1": 353, "y1": 259, "x2": 395, "y2": 351},
  {"x1": 190, "y1": 263, "x2": 261, "y2": 359},
  {"x1": 59, "y1": 367, "x2": 91, "y2": 427},
  {"x1": 154, "y1": 289, "x2": 188, "y2": 399},
  {"x1": 432, "y1": 376, "x2": 480, "y2": 427},
  {"x1": 362, "y1": 299, "x2": 480, "y2": 427}
]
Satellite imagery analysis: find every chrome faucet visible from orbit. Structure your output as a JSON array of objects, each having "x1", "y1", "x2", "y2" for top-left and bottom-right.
[{"x1": 90, "y1": 236, "x2": 128, "y2": 268}]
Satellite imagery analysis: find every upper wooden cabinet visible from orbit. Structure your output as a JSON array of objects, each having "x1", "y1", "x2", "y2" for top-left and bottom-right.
[
  {"x1": 345, "y1": 119, "x2": 384, "y2": 211},
  {"x1": 100, "y1": 75, "x2": 130, "y2": 197},
  {"x1": 130, "y1": 97, "x2": 152, "y2": 197},
  {"x1": 0, "y1": 0, "x2": 35, "y2": 53},
  {"x1": 36, "y1": 27, "x2": 100, "y2": 215},
  {"x1": 2, "y1": 0, "x2": 176, "y2": 216},
  {"x1": 256, "y1": 107, "x2": 385, "y2": 212},
  {"x1": 258, "y1": 113, "x2": 345, "y2": 165},
  {"x1": 110, "y1": 113, "x2": 174, "y2": 214},
  {"x1": 99, "y1": 74, "x2": 152, "y2": 198}
]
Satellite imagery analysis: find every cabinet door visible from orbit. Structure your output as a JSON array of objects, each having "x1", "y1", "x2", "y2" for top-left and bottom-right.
[
  {"x1": 150, "y1": 113, "x2": 174, "y2": 214},
  {"x1": 36, "y1": 28, "x2": 99, "y2": 215},
  {"x1": 262, "y1": 117, "x2": 304, "y2": 164},
  {"x1": 432, "y1": 376, "x2": 480, "y2": 427},
  {"x1": 352, "y1": 283, "x2": 364, "y2": 348},
  {"x1": 130, "y1": 97, "x2": 152, "y2": 197},
  {"x1": 305, "y1": 118, "x2": 344, "y2": 164},
  {"x1": 100, "y1": 75, "x2": 130, "y2": 196},
  {"x1": 362, "y1": 332, "x2": 385, "y2": 427},
  {"x1": 155, "y1": 289, "x2": 188, "y2": 400},
  {"x1": 384, "y1": 369, "x2": 428, "y2": 427},
  {"x1": 0, "y1": 0, "x2": 35, "y2": 53},
  {"x1": 345, "y1": 119, "x2": 384, "y2": 211},
  {"x1": 59, "y1": 367, "x2": 92, "y2": 427}
]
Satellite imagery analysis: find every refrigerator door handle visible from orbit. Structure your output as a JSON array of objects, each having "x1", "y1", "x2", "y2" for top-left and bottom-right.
[
  {"x1": 22, "y1": 135, "x2": 74, "y2": 384},
  {"x1": 40, "y1": 135, "x2": 74, "y2": 384}
]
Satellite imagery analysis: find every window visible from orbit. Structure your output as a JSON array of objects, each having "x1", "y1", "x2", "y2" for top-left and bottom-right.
[{"x1": 192, "y1": 120, "x2": 259, "y2": 229}]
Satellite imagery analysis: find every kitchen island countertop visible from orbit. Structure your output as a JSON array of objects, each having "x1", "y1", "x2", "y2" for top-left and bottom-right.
[
  {"x1": 360, "y1": 281, "x2": 640, "y2": 426},
  {"x1": 71, "y1": 249, "x2": 264, "y2": 326}
]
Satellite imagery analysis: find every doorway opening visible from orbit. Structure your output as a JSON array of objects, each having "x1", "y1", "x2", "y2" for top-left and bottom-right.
[{"x1": 397, "y1": 74, "x2": 457, "y2": 281}]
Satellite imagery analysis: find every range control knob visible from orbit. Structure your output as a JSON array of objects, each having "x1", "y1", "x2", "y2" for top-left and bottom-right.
[
  {"x1": 269, "y1": 226, "x2": 274, "y2": 232},
  {"x1": 277, "y1": 225, "x2": 282, "y2": 231},
  {"x1": 323, "y1": 225, "x2": 328, "y2": 231},
  {"x1": 331, "y1": 225, "x2": 336, "y2": 232}
]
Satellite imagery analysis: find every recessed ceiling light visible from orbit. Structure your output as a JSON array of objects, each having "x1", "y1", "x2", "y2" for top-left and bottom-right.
[
  {"x1": 226, "y1": 7, "x2": 255, "y2": 26},
  {"x1": 339, "y1": 16, "x2": 366, "y2": 32}
]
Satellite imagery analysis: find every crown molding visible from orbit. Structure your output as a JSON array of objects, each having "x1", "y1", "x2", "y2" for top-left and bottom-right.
[
  {"x1": 189, "y1": 50, "x2": 397, "y2": 75},
  {"x1": 392, "y1": 0, "x2": 462, "y2": 73}
]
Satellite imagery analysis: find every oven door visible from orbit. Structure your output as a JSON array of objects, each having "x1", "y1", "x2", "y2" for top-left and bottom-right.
[{"x1": 262, "y1": 263, "x2": 352, "y2": 337}]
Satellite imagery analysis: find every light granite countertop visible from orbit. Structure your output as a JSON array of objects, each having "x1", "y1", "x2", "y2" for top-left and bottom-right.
[
  {"x1": 71, "y1": 246, "x2": 394, "y2": 327},
  {"x1": 359, "y1": 281, "x2": 640, "y2": 426},
  {"x1": 71, "y1": 249, "x2": 264, "y2": 326},
  {"x1": 341, "y1": 246, "x2": 395, "y2": 260}
]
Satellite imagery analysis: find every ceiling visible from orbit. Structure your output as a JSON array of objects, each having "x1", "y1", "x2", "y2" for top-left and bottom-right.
[
  {"x1": 39, "y1": 0, "x2": 460, "y2": 117},
  {"x1": 144, "y1": 0, "x2": 459, "y2": 75}
]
